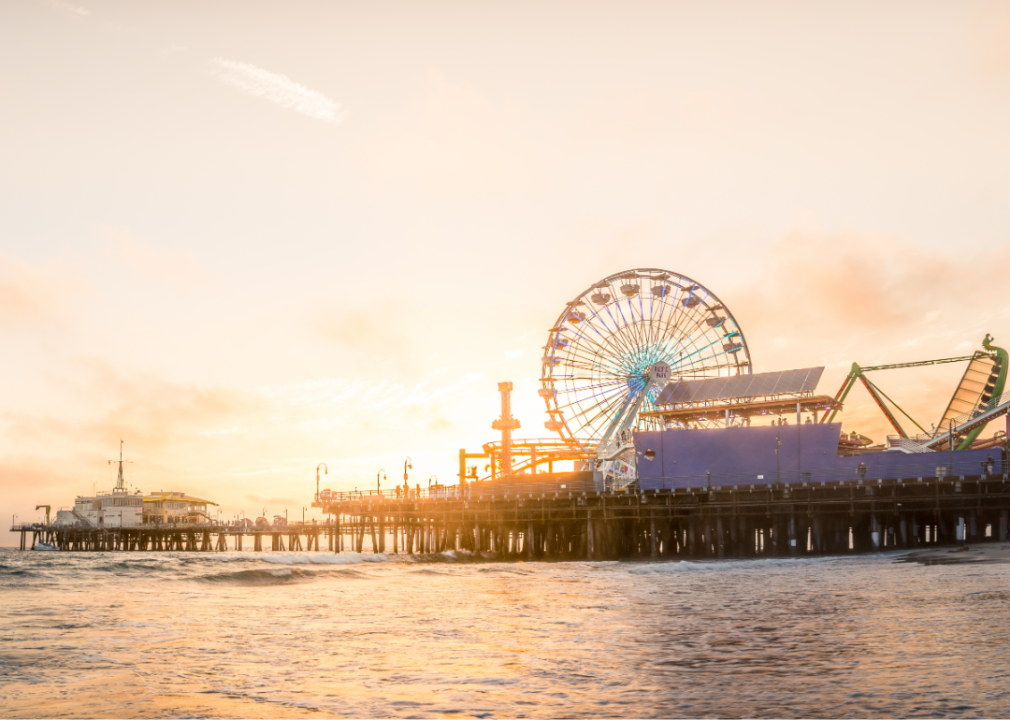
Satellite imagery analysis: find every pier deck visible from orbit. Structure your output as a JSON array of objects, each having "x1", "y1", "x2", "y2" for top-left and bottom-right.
[{"x1": 14, "y1": 470, "x2": 1010, "y2": 558}]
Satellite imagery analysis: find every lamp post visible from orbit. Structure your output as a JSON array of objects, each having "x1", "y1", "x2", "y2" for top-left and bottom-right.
[
  {"x1": 775, "y1": 430, "x2": 782, "y2": 484},
  {"x1": 404, "y1": 457, "x2": 412, "y2": 485},
  {"x1": 316, "y1": 463, "x2": 328, "y2": 501},
  {"x1": 949, "y1": 418, "x2": 955, "y2": 477},
  {"x1": 302, "y1": 506, "x2": 306, "y2": 524},
  {"x1": 377, "y1": 469, "x2": 386, "y2": 494}
]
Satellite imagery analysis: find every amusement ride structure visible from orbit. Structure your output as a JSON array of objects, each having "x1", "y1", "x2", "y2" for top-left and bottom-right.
[
  {"x1": 470, "y1": 268, "x2": 1010, "y2": 492},
  {"x1": 475, "y1": 268, "x2": 754, "y2": 489}
]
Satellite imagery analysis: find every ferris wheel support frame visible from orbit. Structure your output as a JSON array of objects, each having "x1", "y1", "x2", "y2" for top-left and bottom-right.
[{"x1": 593, "y1": 361, "x2": 671, "y2": 483}]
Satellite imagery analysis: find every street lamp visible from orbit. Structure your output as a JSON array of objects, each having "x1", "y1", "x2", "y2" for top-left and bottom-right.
[
  {"x1": 316, "y1": 463, "x2": 328, "y2": 501},
  {"x1": 775, "y1": 430, "x2": 782, "y2": 484},
  {"x1": 949, "y1": 418, "x2": 955, "y2": 477},
  {"x1": 404, "y1": 457, "x2": 412, "y2": 485},
  {"x1": 377, "y1": 469, "x2": 386, "y2": 494},
  {"x1": 302, "y1": 506, "x2": 307, "y2": 524}
]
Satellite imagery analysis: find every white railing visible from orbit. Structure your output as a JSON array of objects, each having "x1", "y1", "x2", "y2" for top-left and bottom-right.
[
  {"x1": 886, "y1": 436, "x2": 934, "y2": 453},
  {"x1": 918, "y1": 389, "x2": 1010, "y2": 448}
]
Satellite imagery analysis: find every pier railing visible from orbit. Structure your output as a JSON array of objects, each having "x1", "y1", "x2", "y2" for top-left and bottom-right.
[
  {"x1": 639, "y1": 458, "x2": 1005, "y2": 492},
  {"x1": 314, "y1": 458, "x2": 1007, "y2": 503}
]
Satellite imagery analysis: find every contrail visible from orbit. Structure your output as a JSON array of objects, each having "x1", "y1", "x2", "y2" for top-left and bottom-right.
[{"x1": 209, "y1": 58, "x2": 347, "y2": 125}]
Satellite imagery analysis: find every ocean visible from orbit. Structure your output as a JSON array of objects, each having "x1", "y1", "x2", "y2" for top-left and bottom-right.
[{"x1": 3, "y1": 547, "x2": 1010, "y2": 718}]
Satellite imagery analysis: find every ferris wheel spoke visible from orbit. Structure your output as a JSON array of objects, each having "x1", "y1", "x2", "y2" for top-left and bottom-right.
[
  {"x1": 652, "y1": 286, "x2": 685, "y2": 347},
  {"x1": 565, "y1": 387, "x2": 632, "y2": 431},
  {"x1": 568, "y1": 315, "x2": 614, "y2": 349},
  {"x1": 552, "y1": 381, "x2": 628, "y2": 399},
  {"x1": 565, "y1": 314, "x2": 631, "y2": 360},
  {"x1": 591, "y1": 304, "x2": 642, "y2": 360},
  {"x1": 558, "y1": 387, "x2": 631, "y2": 421},
  {"x1": 553, "y1": 344, "x2": 628, "y2": 377},
  {"x1": 570, "y1": 386, "x2": 643, "y2": 435},
  {"x1": 665, "y1": 311, "x2": 725, "y2": 359},
  {"x1": 626, "y1": 295, "x2": 648, "y2": 346},
  {"x1": 558, "y1": 351, "x2": 631, "y2": 375},
  {"x1": 674, "y1": 335, "x2": 737, "y2": 370},
  {"x1": 613, "y1": 298, "x2": 636, "y2": 337},
  {"x1": 601, "y1": 304, "x2": 635, "y2": 350}
]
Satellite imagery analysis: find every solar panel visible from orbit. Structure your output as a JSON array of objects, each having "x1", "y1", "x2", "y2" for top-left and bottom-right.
[{"x1": 655, "y1": 367, "x2": 824, "y2": 405}]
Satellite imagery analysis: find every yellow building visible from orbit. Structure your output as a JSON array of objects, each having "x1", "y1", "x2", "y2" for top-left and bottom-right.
[{"x1": 143, "y1": 491, "x2": 218, "y2": 524}]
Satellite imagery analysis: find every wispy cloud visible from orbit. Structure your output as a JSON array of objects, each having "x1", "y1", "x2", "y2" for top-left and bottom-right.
[{"x1": 209, "y1": 58, "x2": 348, "y2": 125}]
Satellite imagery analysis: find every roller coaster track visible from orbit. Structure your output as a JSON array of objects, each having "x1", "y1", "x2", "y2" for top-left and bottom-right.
[
  {"x1": 828, "y1": 335, "x2": 1009, "y2": 452},
  {"x1": 914, "y1": 388, "x2": 1010, "y2": 450}
]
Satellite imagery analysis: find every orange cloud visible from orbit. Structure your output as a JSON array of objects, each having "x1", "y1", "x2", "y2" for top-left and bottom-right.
[
  {"x1": 0, "y1": 254, "x2": 82, "y2": 330},
  {"x1": 722, "y1": 229, "x2": 1010, "y2": 440}
]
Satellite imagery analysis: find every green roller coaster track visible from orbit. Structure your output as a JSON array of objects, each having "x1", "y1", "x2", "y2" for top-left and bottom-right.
[{"x1": 823, "y1": 334, "x2": 1008, "y2": 450}]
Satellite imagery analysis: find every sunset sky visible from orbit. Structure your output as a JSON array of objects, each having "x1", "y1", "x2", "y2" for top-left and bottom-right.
[{"x1": 3, "y1": 0, "x2": 1010, "y2": 540}]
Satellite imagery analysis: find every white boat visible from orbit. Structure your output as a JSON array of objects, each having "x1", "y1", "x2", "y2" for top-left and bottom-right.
[{"x1": 33, "y1": 542, "x2": 58, "y2": 551}]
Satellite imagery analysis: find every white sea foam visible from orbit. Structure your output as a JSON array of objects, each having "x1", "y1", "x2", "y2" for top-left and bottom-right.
[
  {"x1": 440, "y1": 550, "x2": 474, "y2": 559},
  {"x1": 259, "y1": 552, "x2": 391, "y2": 566},
  {"x1": 627, "y1": 555, "x2": 858, "y2": 574}
]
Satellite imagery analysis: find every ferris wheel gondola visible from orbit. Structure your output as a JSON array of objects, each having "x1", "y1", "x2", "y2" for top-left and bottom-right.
[{"x1": 539, "y1": 268, "x2": 752, "y2": 487}]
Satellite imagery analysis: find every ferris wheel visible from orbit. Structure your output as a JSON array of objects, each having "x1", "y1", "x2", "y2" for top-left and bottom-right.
[{"x1": 539, "y1": 269, "x2": 752, "y2": 464}]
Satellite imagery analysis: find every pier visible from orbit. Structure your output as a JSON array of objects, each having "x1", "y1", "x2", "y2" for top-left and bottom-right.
[{"x1": 14, "y1": 466, "x2": 1010, "y2": 558}]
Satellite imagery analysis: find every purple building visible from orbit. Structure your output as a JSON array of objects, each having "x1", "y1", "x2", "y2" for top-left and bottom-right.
[{"x1": 633, "y1": 423, "x2": 1002, "y2": 490}]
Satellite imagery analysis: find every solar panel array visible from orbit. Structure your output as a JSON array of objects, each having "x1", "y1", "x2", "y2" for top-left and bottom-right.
[{"x1": 655, "y1": 367, "x2": 825, "y2": 405}]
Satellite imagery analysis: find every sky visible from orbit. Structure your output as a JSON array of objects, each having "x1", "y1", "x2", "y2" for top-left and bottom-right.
[{"x1": 2, "y1": 0, "x2": 1010, "y2": 541}]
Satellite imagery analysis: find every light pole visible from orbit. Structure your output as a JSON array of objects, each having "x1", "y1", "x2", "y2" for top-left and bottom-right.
[
  {"x1": 377, "y1": 469, "x2": 386, "y2": 494},
  {"x1": 302, "y1": 506, "x2": 306, "y2": 524},
  {"x1": 404, "y1": 457, "x2": 412, "y2": 486},
  {"x1": 949, "y1": 418, "x2": 955, "y2": 477},
  {"x1": 316, "y1": 463, "x2": 328, "y2": 501},
  {"x1": 775, "y1": 430, "x2": 782, "y2": 484}
]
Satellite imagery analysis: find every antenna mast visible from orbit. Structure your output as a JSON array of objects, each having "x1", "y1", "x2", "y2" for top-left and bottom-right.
[{"x1": 109, "y1": 440, "x2": 132, "y2": 492}]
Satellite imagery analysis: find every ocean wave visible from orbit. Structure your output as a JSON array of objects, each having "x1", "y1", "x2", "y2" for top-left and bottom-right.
[
  {"x1": 626, "y1": 555, "x2": 857, "y2": 573},
  {"x1": 406, "y1": 549, "x2": 491, "y2": 564},
  {"x1": 259, "y1": 552, "x2": 391, "y2": 566},
  {"x1": 194, "y1": 567, "x2": 320, "y2": 585}
]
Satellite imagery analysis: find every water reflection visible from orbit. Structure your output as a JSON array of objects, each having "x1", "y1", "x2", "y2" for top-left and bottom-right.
[{"x1": 3, "y1": 550, "x2": 1010, "y2": 717}]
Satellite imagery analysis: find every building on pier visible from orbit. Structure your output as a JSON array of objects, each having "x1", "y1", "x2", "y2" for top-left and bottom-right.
[
  {"x1": 51, "y1": 443, "x2": 217, "y2": 528},
  {"x1": 68, "y1": 489, "x2": 145, "y2": 527},
  {"x1": 142, "y1": 491, "x2": 217, "y2": 524}
]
